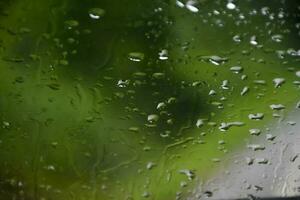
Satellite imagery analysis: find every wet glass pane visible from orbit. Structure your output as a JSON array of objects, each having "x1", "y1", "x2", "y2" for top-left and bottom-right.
[{"x1": 0, "y1": 0, "x2": 300, "y2": 199}]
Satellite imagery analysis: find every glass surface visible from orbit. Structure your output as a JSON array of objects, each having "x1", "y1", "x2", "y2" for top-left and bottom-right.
[{"x1": 0, "y1": 0, "x2": 300, "y2": 199}]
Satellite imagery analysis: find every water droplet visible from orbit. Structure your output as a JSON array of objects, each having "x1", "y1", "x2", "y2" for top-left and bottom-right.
[
  {"x1": 199, "y1": 55, "x2": 228, "y2": 66},
  {"x1": 157, "y1": 102, "x2": 166, "y2": 110},
  {"x1": 128, "y1": 52, "x2": 144, "y2": 62},
  {"x1": 273, "y1": 78, "x2": 285, "y2": 88},
  {"x1": 152, "y1": 72, "x2": 165, "y2": 79},
  {"x1": 256, "y1": 158, "x2": 269, "y2": 164},
  {"x1": 266, "y1": 134, "x2": 276, "y2": 141},
  {"x1": 186, "y1": 0, "x2": 199, "y2": 13},
  {"x1": 221, "y1": 80, "x2": 229, "y2": 89},
  {"x1": 203, "y1": 191, "x2": 213, "y2": 197},
  {"x1": 230, "y1": 66, "x2": 243, "y2": 74},
  {"x1": 250, "y1": 36, "x2": 258, "y2": 46},
  {"x1": 226, "y1": 2, "x2": 236, "y2": 10},
  {"x1": 129, "y1": 127, "x2": 139, "y2": 132},
  {"x1": 176, "y1": 0, "x2": 185, "y2": 8},
  {"x1": 233, "y1": 35, "x2": 241, "y2": 43},
  {"x1": 89, "y1": 8, "x2": 105, "y2": 19},
  {"x1": 270, "y1": 104, "x2": 285, "y2": 110},
  {"x1": 271, "y1": 34, "x2": 283, "y2": 43},
  {"x1": 179, "y1": 169, "x2": 195, "y2": 180},
  {"x1": 248, "y1": 113, "x2": 264, "y2": 120},
  {"x1": 2, "y1": 121, "x2": 10, "y2": 129},
  {"x1": 241, "y1": 86, "x2": 249, "y2": 96},
  {"x1": 64, "y1": 20, "x2": 79, "y2": 29},
  {"x1": 196, "y1": 119, "x2": 204, "y2": 128},
  {"x1": 147, "y1": 114, "x2": 159, "y2": 123},
  {"x1": 254, "y1": 80, "x2": 267, "y2": 85},
  {"x1": 296, "y1": 101, "x2": 300, "y2": 109},
  {"x1": 249, "y1": 129, "x2": 261, "y2": 136},
  {"x1": 117, "y1": 80, "x2": 130, "y2": 88},
  {"x1": 209, "y1": 90, "x2": 217, "y2": 96},
  {"x1": 219, "y1": 121, "x2": 245, "y2": 131},
  {"x1": 247, "y1": 144, "x2": 265, "y2": 151},
  {"x1": 146, "y1": 162, "x2": 156, "y2": 170},
  {"x1": 296, "y1": 71, "x2": 300, "y2": 78},
  {"x1": 142, "y1": 191, "x2": 150, "y2": 198},
  {"x1": 246, "y1": 157, "x2": 254, "y2": 165},
  {"x1": 158, "y1": 49, "x2": 168, "y2": 60}
]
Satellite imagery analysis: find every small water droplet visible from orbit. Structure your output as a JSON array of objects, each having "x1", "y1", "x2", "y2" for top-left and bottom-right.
[
  {"x1": 241, "y1": 86, "x2": 249, "y2": 96},
  {"x1": 128, "y1": 52, "x2": 144, "y2": 62},
  {"x1": 196, "y1": 119, "x2": 204, "y2": 128},
  {"x1": 221, "y1": 80, "x2": 229, "y2": 89},
  {"x1": 226, "y1": 2, "x2": 236, "y2": 10},
  {"x1": 158, "y1": 49, "x2": 168, "y2": 60},
  {"x1": 179, "y1": 169, "x2": 195, "y2": 180},
  {"x1": 273, "y1": 78, "x2": 285, "y2": 88},
  {"x1": 64, "y1": 20, "x2": 79, "y2": 29},
  {"x1": 266, "y1": 134, "x2": 276, "y2": 141},
  {"x1": 249, "y1": 129, "x2": 261, "y2": 136},
  {"x1": 199, "y1": 55, "x2": 228, "y2": 66},
  {"x1": 248, "y1": 113, "x2": 264, "y2": 120},
  {"x1": 270, "y1": 104, "x2": 285, "y2": 110},
  {"x1": 89, "y1": 8, "x2": 105, "y2": 19},
  {"x1": 247, "y1": 144, "x2": 265, "y2": 151},
  {"x1": 186, "y1": 0, "x2": 199, "y2": 13},
  {"x1": 147, "y1": 114, "x2": 159, "y2": 123},
  {"x1": 230, "y1": 66, "x2": 243, "y2": 74}
]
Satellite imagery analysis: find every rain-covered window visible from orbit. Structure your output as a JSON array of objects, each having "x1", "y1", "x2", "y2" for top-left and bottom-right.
[{"x1": 0, "y1": 0, "x2": 300, "y2": 199}]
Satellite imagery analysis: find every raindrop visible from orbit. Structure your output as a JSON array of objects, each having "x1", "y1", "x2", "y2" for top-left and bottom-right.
[
  {"x1": 2, "y1": 121, "x2": 10, "y2": 129},
  {"x1": 256, "y1": 158, "x2": 269, "y2": 164},
  {"x1": 271, "y1": 34, "x2": 283, "y2": 43},
  {"x1": 270, "y1": 104, "x2": 285, "y2": 110},
  {"x1": 158, "y1": 49, "x2": 168, "y2": 60},
  {"x1": 186, "y1": 0, "x2": 199, "y2": 13},
  {"x1": 233, "y1": 35, "x2": 241, "y2": 43},
  {"x1": 142, "y1": 191, "x2": 150, "y2": 198},
  {"x1": 247, "y1": 144, "x2": 265, "y2": 151},
  {"x1": 146, "y1": 162, "x2": 156, "y2": 170},
  {"x1": 273, "y1": 78, "x2": 285, "y2": 88},
  {"x1": 147, "y1": 114, "x2": 159, "y2": 123},
  {"x1": 296, "y1": 71, "x2": 300, "y2": 78},
  {"x1": 221, "y1": 80, "x2": 229, "y2": 89},
  {"x1": 196, "y1": 119, "x2": 204, "y2": 128},
  {"x1": 249, "y1": 129, "x2": 261, "y2": 136},
  {"x1": 203, "y1": 191, "x2": 213, "y2": 198},
  {"x1": 117, "y1": 80, "x2": 130, "y2": 88},
  {"x1": 250, "y1": 36, "x2": 258, "y2": 46},
  {"x1": 179, "y1": 169, "x2": 195, "y2": 180},
  {"x1": 246, "y1": 157, "x2": 254, "y2": 165},
  {"x1": 248, "y1": 113, "x2": 264, "y2": 120},
  {"x1": 254, "y1": 80, "x2": 267, "y2": 85},
  {"x1": 176, "y1": 0, "x2": 185, "y2": 8},
  {"x1": 209, "y1": 90, "x2": 217, "y2": 96},
  {"x1": 199, "y1": 55, "x2": 228, "y2": 66},
  {"x1": 266, "y1": 134, "x2": 276, "y2": 141},
  {"x1": 230, "y1": 66, "x2": 243, "y2": 74},
  {"x1": 128, "y1": 52, "x2": 145, "y2": 62},
  {"x1": 89, "y1": 8, "x2": 105, "y2": 19},
  {"x1": 297, "y1": 101, "x2": 300, "y2": 109},
  {"x1": 219, "y1": 121, "x2": 245, "y2": 131},
  {"x1": 226, "y1": 2, "x2": 236, "y2": 10},
  {"x1": 241, "y1": 86, "x2": 249, "y2": 96},
  {"x1": 152, "y1": 72, "x2": 165, "y2": 79},
  {"x1": 157, "y1": 102, "x2": 166, "y2": 110},
  {"x1": 64, "y1": 20, "x2": 79, "y2": 29}
]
